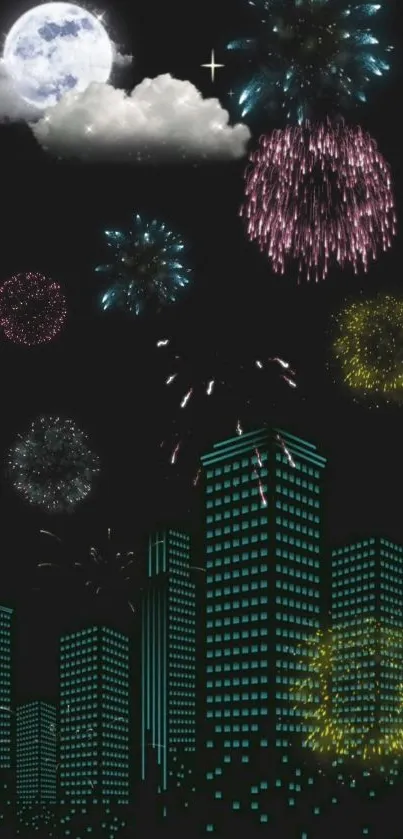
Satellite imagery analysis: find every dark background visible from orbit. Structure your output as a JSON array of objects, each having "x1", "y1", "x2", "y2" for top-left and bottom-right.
[{"x1": 0, "y1": 0, "x2": 402, "y2": 703}]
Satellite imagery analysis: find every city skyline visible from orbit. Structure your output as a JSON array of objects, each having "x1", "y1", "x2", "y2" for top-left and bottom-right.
[{"x1": 3, "y1": 422, "x2": 403, "y2": 836}]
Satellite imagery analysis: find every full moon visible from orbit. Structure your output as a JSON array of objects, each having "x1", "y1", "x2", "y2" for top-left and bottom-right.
[{"x1": 3, "y1": 2, "x2": 113, "y2": 109}]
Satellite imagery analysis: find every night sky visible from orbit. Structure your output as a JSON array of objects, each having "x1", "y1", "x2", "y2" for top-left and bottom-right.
[{"x1": 0, "y1": 0, "x2": 402, "y2": 703}]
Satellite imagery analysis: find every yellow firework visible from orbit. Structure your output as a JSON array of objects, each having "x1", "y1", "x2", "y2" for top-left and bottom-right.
[
  {"x1": 292, "y1": 620, "x2": 403, "y2": 762},
  {"x1": 332, "y1": 295, "x2": 403, "y2": 402}
]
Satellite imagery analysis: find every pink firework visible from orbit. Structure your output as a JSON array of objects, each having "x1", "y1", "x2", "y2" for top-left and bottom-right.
[
  {"x1": 0, "y1": 272, "x2": 67, "y2": 346},
  {"x1": 242, "y1": 120, "x2": 396, "y2": 282}
]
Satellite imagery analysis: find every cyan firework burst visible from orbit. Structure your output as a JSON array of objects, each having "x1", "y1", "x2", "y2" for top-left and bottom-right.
[
  {"x1": 96, "y1": 214, "x2": 191, "y2": 316},
  {"x1": 227, "y1": 0, "x2": 392, "y2": 122}
]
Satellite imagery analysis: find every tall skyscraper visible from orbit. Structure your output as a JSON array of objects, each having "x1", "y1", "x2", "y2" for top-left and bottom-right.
[
  {"x1": 200, "y1": 427, "x2": 326, "y2": 832},
  {"x1": 141, "y1": 530, "x2": 196, "y2": 804},
  {"x1": 16, "y1": 701, "x2": 56, "y2": 805},
  {"x1": 59, "y1": 626, "x2": 130, "y2": 806},
  {"x1": 331, "y1": 536, "x2": 403, "y2": 772},
  {"x1": 0, "y1": 604, "x2": 14, "y2": 829},
  {"x1": 0, "y1": 605, "x2": 13, "y2": 769}
]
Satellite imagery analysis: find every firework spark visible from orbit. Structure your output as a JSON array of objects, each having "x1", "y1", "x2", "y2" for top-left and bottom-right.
[
  {"x1": 38, "y1": 529, "x2": 138, "y2": 613},
  {"x1": 158, "y1": 339, "x2": 297, "y2": 413},
  {"x1": 157, "y1": 338, "x2": 297, "y2": 470},
  {"x1": 242, "y1": 120, "x2": 396, "y2": 281}
]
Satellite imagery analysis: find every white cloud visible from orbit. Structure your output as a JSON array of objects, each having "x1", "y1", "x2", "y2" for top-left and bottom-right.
[
  {"x1": 30, "y1": 74, "x2": 251, "y2": 162},
  {"x1": 0, "y1": 61, "x2": 40, "y2": 122},
  {"x1": 112, "y1": 48, "x2": 133, "y2": 68}
]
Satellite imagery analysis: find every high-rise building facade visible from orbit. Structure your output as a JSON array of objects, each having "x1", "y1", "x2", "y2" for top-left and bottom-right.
[
  {"x1": 59, "y1": 626, "x2": 130, "y2": 806},
  {"x1": 141, "y1": 530, "x2": 196, "y2": 801},
  {"x1": 200, "y1": 427, "x2": 326, "y2": 832},
  {"x1": 331, "y1": 537, "x2": 403, "y2": 771},
  {"x1": 0, "y1": 605, "x2": 13, "y2": 769},
  {"x1": 0, "y1": 604, "x2": 14, "y2": 829},
  {"x1": 16, "y1": 701, "x2": 56, "y2": 804}
]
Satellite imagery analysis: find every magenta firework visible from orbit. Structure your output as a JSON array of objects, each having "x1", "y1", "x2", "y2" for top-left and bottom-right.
[{"x1": 241, "y1": 120, "x2": 396, "y2": 282}]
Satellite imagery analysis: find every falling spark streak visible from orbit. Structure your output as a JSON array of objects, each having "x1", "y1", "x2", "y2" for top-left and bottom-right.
[
  {"x1": 40, "y1": 529, "x2": 62, "y2": 542},
  {"x1": 193, "y1": 468, "x2": 201, "y2": 486},
  {"x1": 166, "y1": 374, "x2": 177, "y2": 384},
  {"x1": 239, "y1": 423, "x2": 267, "y2": 506},
  {"x1": 282, "y1": 375, "x2": 297, "y2": 388},
  {"x1": 157, "y1": 339, "x2": 169, "y2": 346},
  {"x1": 258, "y1": 480, "x2": 268, "y2": 507},
  {"x1": 270, "y1": 356, "x2": 294, "y2": 373},
  {"x1": 206, "y1": 379, "x2": 214, "y2": 395},
  {"x1": 0, "y1": 706, "x2": 15, "y2": 714},
  {"x1": 180, "y1": 388, "x2": 193, "y2": 408},
  {"x1": 284, "y1": 447, "x2": 296, "y2": 468},
  {"x1": 255, "y1": 360, "x2": 263, "y2": 368},
  {"x1": 277, "y1": 433, "x2": 296, "y2": 468},
  {"x1": 191, "y1": 566, "x2": 207, "y2": 572},
  {"x1": 171, "y1": 442, "x2": 180, "y2": 464},
  {"x1": 37, "y1": 562, "x2": 58, "y2": 568},
  {"x1": 254, "y1": 447, "x2": 263, "y2": 468}
]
